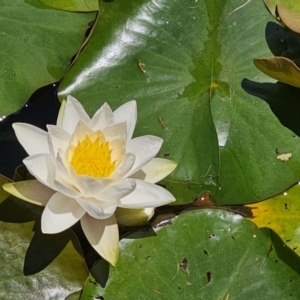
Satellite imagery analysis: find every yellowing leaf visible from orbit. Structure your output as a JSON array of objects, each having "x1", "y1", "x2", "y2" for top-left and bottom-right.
[
  {"x1": 246, "y1": 184, "x2": 300, "y2": 255},
  {"x1": 264, "y1": 0, "x2": 300, "y2": 17},
  {"x1": 277, "y1": 5, "x2": 300, "y2": 34},
  {"x1": 254, "y1": 57, "x2": 300, "y2": 88}
]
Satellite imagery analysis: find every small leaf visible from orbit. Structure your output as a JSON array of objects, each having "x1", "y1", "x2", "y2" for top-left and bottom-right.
[
  {"x1": 254, "y1": 56, "x2": 300, "y2": 87},
  {"x1": 277, "y1": 5, "x2": 300, "y2": 34},
  {"x1": 264, "y1": 0, "x2": 300, "y2": 17}
]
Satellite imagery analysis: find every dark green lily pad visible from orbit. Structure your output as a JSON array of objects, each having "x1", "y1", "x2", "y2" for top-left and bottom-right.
[
  {"x1": 0, "y1": 0, "x2": 96, "y2": 116},
  {"x1": 81, "y1": 210, "x2": 300, "y2": 299}
]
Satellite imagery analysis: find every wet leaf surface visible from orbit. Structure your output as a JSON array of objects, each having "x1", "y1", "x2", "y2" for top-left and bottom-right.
[
  {"x1": 84, "y1": 210, "x2": 300, "y2": 299},
  {"x1": 0, "y1": 221, "x2": 87, "y2": 299},
  {"x1": 59, "y1": 0, "x2": 300, "y2": 205},
  {"x1": 0, "y1": 0, "x2": 95, "y2": 116}
]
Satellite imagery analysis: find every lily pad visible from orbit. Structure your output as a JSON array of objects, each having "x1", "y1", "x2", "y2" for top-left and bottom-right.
[
  {"x1": 59, "y1": 0, "x2": 300, "y2": 205},
  {"x1": 0, "y1": 0, "x2": 96, "y2": 117},
  {"x1": 81, "y1": 210, "x2": 300, "y2": 299},
  {"x1": 0, "y1": 221, "x2": 87, "y2": 299},
  {"x1": 247, "y1": 183, "x2": 300, "y2": 256},
  {"x1": 39, "y1": 0, "x2": 98, "y2": 12}
]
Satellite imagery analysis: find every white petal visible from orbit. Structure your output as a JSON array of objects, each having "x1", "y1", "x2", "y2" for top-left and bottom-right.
[
  {"x1": 47, "y1": 125, "x2": 71, "y2": 158},
  {"x1": 102, "y1": 121, "x2": 127, "y2": 141},
  {"x1": 13, "y1": 123, "x2": 49, "y2": 156},
  {"x1": 60, "y1": 95, "x2": 90, "y2": 134},
  {"x1": 110, "y1": 153, "x2": 135, "y2": 180},
  {"x1": 2, "y1": 180, "x2": 55, "y2": 206},
  {"x1": 81, "y1": 214, "x2": 119, "y2": 266},
  {"x1": 76, "y1": 197, "x2": 117, "y2": 219},
  {"x1": 68, "y1": 167, "x2": 114, "y2": 196},
  {"x1": 68, "y1": 120, "x2": 94, "y2": 149},
  {"x1": 96, "y1": 179, "x2": 136, "y2": 202},
  {"x1": 56, "y1": 148, "x2": 91, "y2": 190},
  {"x1": 113, "y1": 100, "x2": 137, "y2": 140},
  {"x1": 115, "y1": 207, "x2": 154, "y2": 226},
  {"x1": 125, "y1": 136, "x2": 163, "y2": 177},
  {"x1": 54, "y1": 171, "x2": 80, "y2": 198},
  {"x1": 109, "y1": 138, "x2": 125, "y2": 162},
  {"x1": 41, "y1": 192, "x2": 86, "y2": 233},
  {"x1": 89, "y1": 102, "x2": 114, "y2": 130},
  {"x1": 118, "y1": 179, "x2": 175, "y2": 208},
  {"x1": 23, "y1": 154, "x2": 55, "y2": 189},
  {"x1": 55, "y1": 150, "x2": 74, "y2": 185},
  {"x1": 130, "y1": 158, "x2": 177, "y2": 183}
]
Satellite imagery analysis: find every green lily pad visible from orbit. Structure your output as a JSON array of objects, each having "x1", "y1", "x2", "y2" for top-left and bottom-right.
[
  {"x1": 0, "y1": 221, "x2": 88, "y2": 299},
  {"x1": 59, "y1": 0, "x2": 300, "y2": 205},
  {"x1": 247, "y1": 183, "x2": 300, "y2": 256},
  {"x1": 81, "y1": 210, "x2": 300, "y2": 299},
  {"x1": 39, "y1": 0, "x2": 98, "y2": 12},
  {"x1": 0, "y1": 0, "x2": 96, "y2": 117}
]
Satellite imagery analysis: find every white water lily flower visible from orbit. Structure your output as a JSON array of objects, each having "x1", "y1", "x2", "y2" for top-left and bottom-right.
[{"x1": 3, "y1": 96, "x2": 177, "y2": 266}]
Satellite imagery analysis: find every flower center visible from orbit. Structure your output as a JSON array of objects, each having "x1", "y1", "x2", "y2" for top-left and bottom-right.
[{"x1": 70, "y1": 133, "x2": 116, "y2": 178}]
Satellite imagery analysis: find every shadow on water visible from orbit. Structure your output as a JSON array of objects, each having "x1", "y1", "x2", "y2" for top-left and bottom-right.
[{"x1": 0, "y1": 83, "x2": 60, "y2": 178}]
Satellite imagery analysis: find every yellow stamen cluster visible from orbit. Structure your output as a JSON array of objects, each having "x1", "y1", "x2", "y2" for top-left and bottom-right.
[{"x1": 70, "y1": 133, "x2": 115, "y2": 178}]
